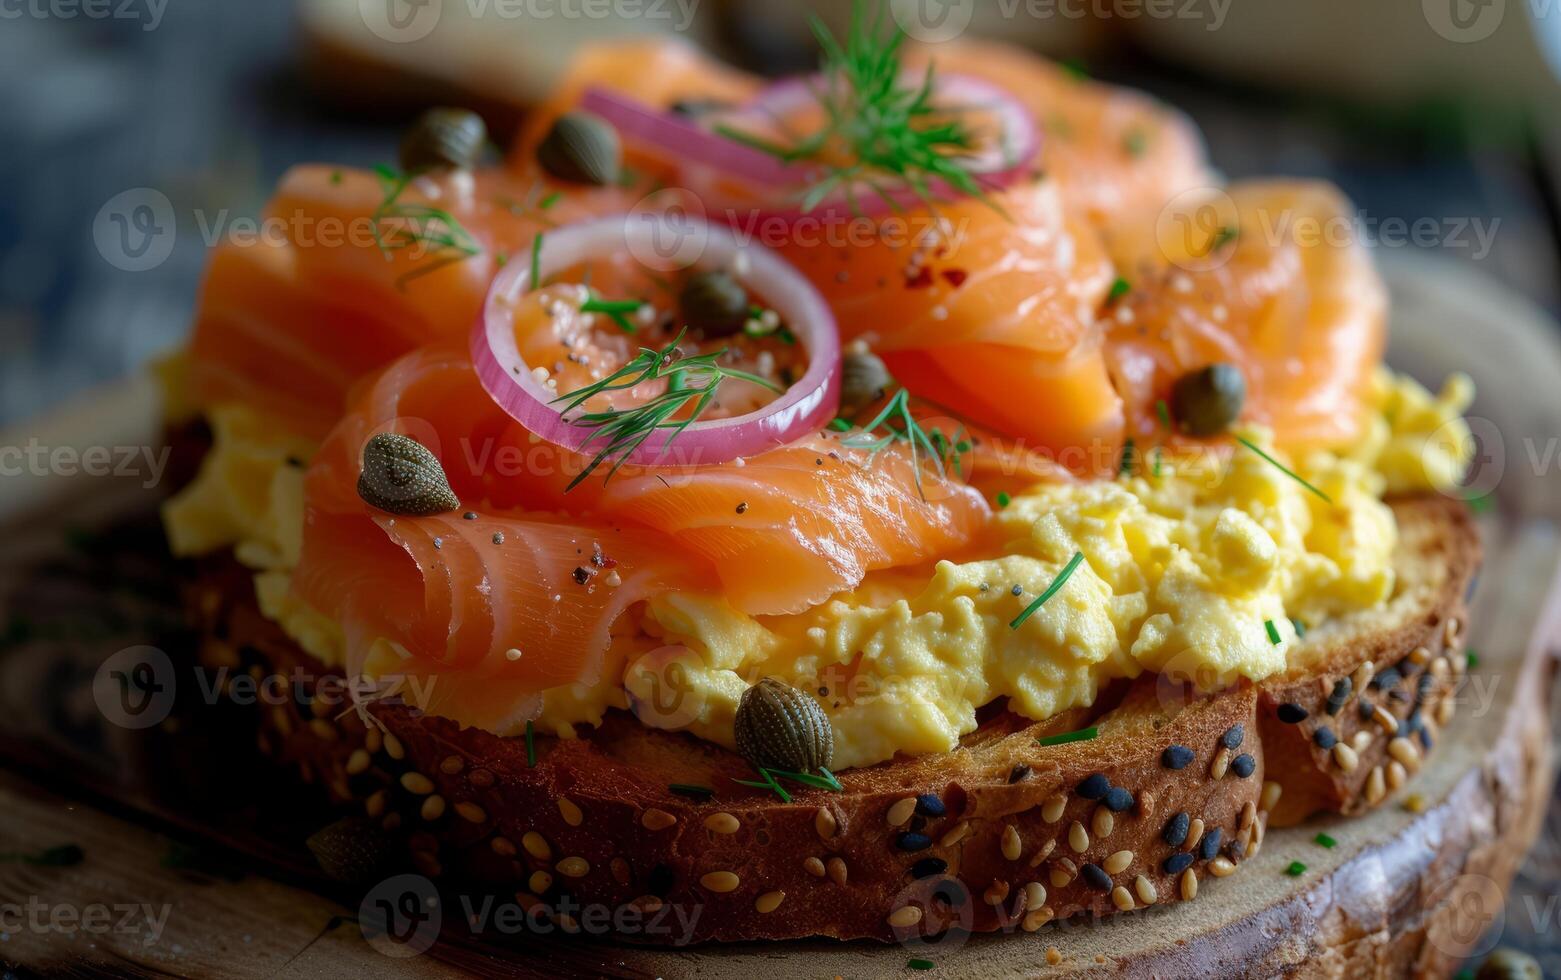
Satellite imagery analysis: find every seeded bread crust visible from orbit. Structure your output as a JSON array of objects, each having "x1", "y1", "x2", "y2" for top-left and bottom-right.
[{"x1": 189, "y1": 496, "x2": 1478, "y2": 944}]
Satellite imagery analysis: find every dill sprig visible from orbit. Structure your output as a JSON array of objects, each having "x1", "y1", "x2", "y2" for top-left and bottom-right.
[
  {"x1": 552, "y1": 329, "x2": 780, "y2": 489},
  {"x1": 840, "y1": 387, "x2": 969, "y2": 500},
  {"x1": 715, "y1": 6, "x2": 993, "y2": 215},
  {"x1": 371, "y1": 164, "x2": 482, "y2": 290}
]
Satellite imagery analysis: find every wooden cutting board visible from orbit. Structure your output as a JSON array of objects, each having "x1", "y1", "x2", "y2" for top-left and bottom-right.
[{"x1": 0, "y1": 253, "x2": 1558, "y2": 978}]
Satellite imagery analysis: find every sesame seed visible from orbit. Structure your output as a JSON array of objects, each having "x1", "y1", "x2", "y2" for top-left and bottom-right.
[
  {"x1": 915, "y1": 793, "x2": 946, "y2": 817},
  {"x1": 1352, "y1": 729, "x2": 1374, "y2": 752},
  {"x1": 887, "y1": 797, "x2": 918, "y2": 827},
  {"x1": 1388, "y1": 736, "x2": 1421, "y2": 770},
  {"x1": 1351, "y1": 661, "x2": 1375, "y2": 693},
  {"x1": 1049, "y1": 865, "x2": 1074, "y2": 888},
  {"x1": 1230, "y1": 754, "x2": 1256, "y2": 778},
  {"x1": 383, "y1": 733, "x2": 405, "y2": 760},
  {"x1": 1208, "y1": 856, "x2": 1237, "y2": 877},
  {"x1": 1103, "y1": 850, "x2": 1134, "y2": 874},
  {"x1": 1092, "y1": 807, "x2": 1115, "y2": 839},
  {"x1": 1077, "y1": 773, "x2": 1111, "y2": 800},
  {"x1": 1387, "y1": 760, "x2": 1407, "y2": 790},
  {"x1": 1164, "y1": 812, "x2": 1190, "y2": 847},
  {"x1": 490, "y1": 836, "x2": 516, "y2": 857},
  {"x1": 1111, "y1": 886, "x2": 1134, "y2": 911},
  {"x1": 1239, "y1": 801, "x2": 1257, "y2": 833},
  {"x1": 1277, "y1": 703, "x2": 1308, "y2": 724},
  {"x1": 700, "y1": 871, "x2": 739, "y2": 893},
  {"x1": 529, "y1": 871, "x2": 552, "y2": 894},
  {"x1": 1041, "y1": 793, "x2": 1067, "y2": 824},
  {"x1": 1003, "y1": 825, "x2": 1023, "y2": 861},
  {"x1": 454, "y1": 801, "x2": 486, "y2": 823},
  {"x1": 754, "y1": 891, "x2": 785, "y2": 914},
  {"x1": 940, "y1": 821, "x2": 971, "y2": 847},
  {"x1": 641, "y1": 808, "x2": 676, "y2": 831},
  {"x1": 815, "y1": 806, "x2": 837, "y2": 840},
  {"x1": 705, "y1": 812, "x2": 741, "y2": 834},
  {"x1": 1025, "y1": 881, "x2": 1046, "y2": 910},
  {"x1": 557, "y1": 856, "x2": 590, "y2": 878},
  {"x1": 346, "y1": 749, "x2": 371, "y2": 775},
  {"x1": 1068, "y1": 821, "x2": 1090, "y2": 853},
  {"x1": 400, "y1": 772, "x2": 435, "y2": 795},
  {"x1": 1163, "y1": 851, "x2": 1194, "y2": 875},
  {"x1": 1104, "y1": 787, "x2": 1135, "y2": 812},
  {"x1": 1180, "y1": 868, "x2": 1199, "y2": 900},
  {"x1": 1372, "y1": 704, "x2": 1399, "y2": 735},
  {"x1": 1211, "y1": 747, "x2": 1231, "y2": 780},
  {"x1": 1261, "y1": 781, "x2": 1283, "y2": 811},
  {"x1": 1185, "y1": 818, "x2": 1205, "y2": 850},
  {"x1": 1365, "y1": 767, "x2": 1386, "y2": 805},
  {"x1": 365, "y1": 791, "x2": 386, "y2": 819},
  {"x1": 522, "y1": 832, "x2": 551, "y2": 860},
  {"x1": 887, "y1": 906, "x2": 923, "y2": 928},
  {"x1": 827, "y1": 857, "x2": 848, "y2": 885},
  {"x1": 911, "y1": 858, "x2": 948, "y2": 879},
  {"x1": 803, "y1": 857, "x2": 826, "y2": 877},
  {"x1": 1134, "y1": 875, "x2": 1157, "y2": 906},
  {"x1": 1333, "y1": 743, "x2": 1360, "y2": 772},
  {"x1": 558, "y1": 797, "x2": 583, "y2": 827},
  {"x1": 1162, "y1": 744, "x2": 1194, "y2": 769},
  {"x1": 1408, "y1": 646, "x2": 1431, "y2": 666},
  {"x1": 505, "y1": 648, "x2": 523, "y2": 661},
  {"x1": 1081, "y1": 863, "x2": 1112, "y2": 890},
  {"x1": 439, "y1": 755, "x2": 464, "y2": 774}
]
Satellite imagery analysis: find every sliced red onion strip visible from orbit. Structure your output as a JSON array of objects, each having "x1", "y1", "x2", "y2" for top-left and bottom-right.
[{"x1": 472, "y1": 214, "x2": 840, "y2": 468}]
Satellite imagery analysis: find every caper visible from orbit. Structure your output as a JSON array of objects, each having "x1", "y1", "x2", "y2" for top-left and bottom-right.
[
  {"x1": 357, "y1": 432, "x2": 460, "y2": 516},
  {"x1": 1169, "y1": 363, "x2": 1245, "y2": 436},
  {"x1": 679, "y1": 270, "x2": 750, "y2": 337},
  {"x1": 840, "y1": 351, "x2": 893, "y2": 416},
  {"x1": 1477, "y1": 949, "x2": 1543, "y2": 980},
  {"x1": 536, "y1": 111, "x2": 621, "y2": 186},
  {"x1": 734, "y1": 677, "x2": 834, "y2": 773},
  {"x1": 399, "y1": 107, "x2": 487, "y2": 173}
]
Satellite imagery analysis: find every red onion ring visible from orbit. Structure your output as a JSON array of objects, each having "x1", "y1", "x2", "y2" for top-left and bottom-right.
[
  {"x1": 471, "y1": 214, "x2": 840, "y2": 468},
  {"x1": 580, "y1": 71, "x2": 1039, "y2": 222}
]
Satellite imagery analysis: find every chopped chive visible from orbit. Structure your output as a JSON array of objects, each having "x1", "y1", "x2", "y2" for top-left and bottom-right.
[
  {"x1": 1037, "y1": 725, "x2": 1098, "y2": 747},
  {"x1": 538, "y1": 190, "x2": 563, "y2": 210},
  {"x1": 1153, "y1": 446, "x2": 1163, "y2": 478},
  {"x1": 996, "y1": 491, "x2": 1011, "y2": 508},
  {"x1": 1212, "y1": 226, "x2": 1239, "y2": 250},
  {"x1": 581, "y1": 294, "x2": 641, "y2": 333},
  {"x1": 495, "y1": 251, "x2": 508, "y2": 268},
  {"x1": 1011, "y1": 551, "x2": 1086, "y2": 630},
  {"x1": 1467, "y1": 650, "x2": 1479, "y2": 667},
  {"x1": 766, "y1": 768, "x2": 843, "y2": 792},
  {"x1": 1466, "y1": 492, "x2": 1493, "y2": 514},
  {"x1": 1108, "y1": 276, "x2": 1131, "y2": 303},
  {"x1": 669, "y1": 783, "x2": 714, "y2": 799},
  {"x1": 908, "y1": 959, "x2": 935, "y2": 971},
  {"x1": 1313, "y1": 833, "x2": 1336, "y2": 849},
  {"x1": 1265, "y1": 619, "x2": 1283, "y2": 645},
  {"x1": 329, "y1": 170, "x2": 343, "y2": 185},
  {"x1": 828, "y1": 417, "x2": 853, "y2": 432},
  {"x1": 1291, "y1": 617, "x2": 1307, "y2": 638},
  {"x1": 1119, "y1": 437, "x2": 1135, "y2": 476},
  {"x1": 1236, "y1": 437, "x2": 1332, "y2": 504},
  {"x1": 525, "y1": 720, "x2": 536, "y2": 766},
  {"x1": 1123, "y1": 129, "x2": 1148, "y2": 158},
  {"x1": 817, "y1": 766, "x2": 841, "y2": 790},
  {"x1": 1155, "y1": 399, "x2": 1171, "y2": 429},
  {"x1": 734, "y1": 767, "x2": 793, "y2": 803},
  {"x1": 529, "y1": 231, "x2": 543, "y2": 288},
  {"x1": 1061, "y1": 57, "x2": 1090, "y2": 80},
  {"x1": 1284, "y1": 860, "x2": 1307, "y2": 876}
]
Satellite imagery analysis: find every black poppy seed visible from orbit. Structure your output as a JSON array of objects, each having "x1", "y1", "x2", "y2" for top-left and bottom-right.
[
  {"x1": 1313, "y1": 726, "x2": 1338, "y2": 749},
  {"x1": 1103, "y1": 787, "x2": 1135, "y2": 812},
  {"x1": 1163, "y1": 812, "x2": 1190, "y2": 847},
  {"x1": 1199, "y1": 827, "x2": 1222, "y2": 861},
  {"x1": 910, "y1": 857, "x2": 948, "y2": 879},
  {"x1": 1077, "y1": 774, "x2": 1111, "y2": 800},
  {"x1": 1220, "y1": 725, "x2": 1244, "y2": 750},
  {"x1": 1162, "y1": 745, "x2": 1194, "y2": 770},
  {"x1": 1420, "y1": 728, "x2": 1434, "y2": 750},
  {"x1": 1080, "y1": 863, "x2": 1112, "y2": 890},
  {"x1": 1371, "y1": 667, "x2": 1401, "y2": 691},
  {"x1": 492, "y1": 532, "x2": 505, "y2": 545},
  {"x1": 1009, "y1": 764, "x2": 1031, "y2": 784},
  {"x1": 1357, "y1": 697, "x2": 1376, "y2": 721},
  {"x1": 571, "y1": 566, "x2": 592, "y2": 585},
  {"x1": 896, "y1": 832, "x2": 932, "y2": 852},
  {"x1": 1277, "y1": 702, "x2": 1309, "y2": 724},
  {"x1": 914, "y1": 794, "x2": 946, "y2": 818},
  {"x1": 735, "y1": 502, "x2": 748, "y2": 514},
  {"x1": 648, "y1": 864, "x2": 675, "y2": 896},
  {"x1": 463, "y1": 511, "x2": 477, "y2": 520},
  {"x1": 1011, "y1": 584, "x2": 1023, "y2": 596},
  {"x1": 1326, "y1": 677, "x2": 1352, "y2": 715},
  {"x1": 932, "y1": 879, "x2": 968, "y2": 907},
  {"x1": 1163, "y1": 851, "x2": 1194, "y2": 875},
  {"x1": 1230, "y1": 753, "x2": 1256, "y2": 778}
]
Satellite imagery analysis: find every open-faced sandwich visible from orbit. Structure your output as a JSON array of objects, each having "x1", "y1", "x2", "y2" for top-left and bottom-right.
[{"x1": 157, "y1": 8, "x2": 1480, "y2": 946}]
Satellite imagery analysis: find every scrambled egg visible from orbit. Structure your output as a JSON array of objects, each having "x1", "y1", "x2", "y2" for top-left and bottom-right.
[{"x1": 164, "y1": 369, "x2": 1474, "y2": 770}]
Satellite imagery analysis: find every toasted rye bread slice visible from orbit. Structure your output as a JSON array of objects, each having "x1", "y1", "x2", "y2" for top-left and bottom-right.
[{"x1": 189, "y1": 495, "x2": 1478, "y2": 944}]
